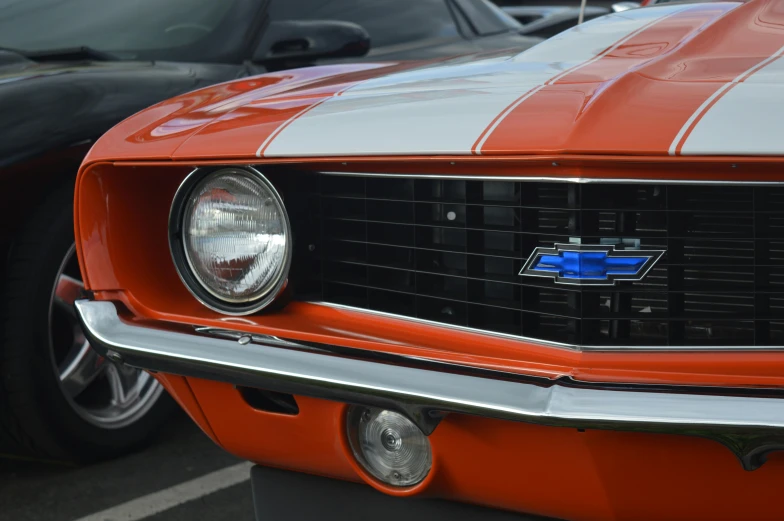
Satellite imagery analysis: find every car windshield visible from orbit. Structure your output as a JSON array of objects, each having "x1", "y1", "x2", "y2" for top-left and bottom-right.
[{"x1": 0, "y1": 0, "x2": 251, "y2": 60}]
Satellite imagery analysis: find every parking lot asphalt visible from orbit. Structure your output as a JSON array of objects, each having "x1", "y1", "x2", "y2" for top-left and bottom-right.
[{"x1": 0, "y1": 409, "x2": 254, "y2": 521}]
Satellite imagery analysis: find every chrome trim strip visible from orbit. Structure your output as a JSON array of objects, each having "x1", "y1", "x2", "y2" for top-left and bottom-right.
[
  {"x1": 76, "y1": 300, "x2": 784, "y2": 470},
  {"x1": 318, "y1": 171, "x2": 784, "y2": 185},
  {"x1": 310, "y1": 301, "x2": 784, "y2": 352}
]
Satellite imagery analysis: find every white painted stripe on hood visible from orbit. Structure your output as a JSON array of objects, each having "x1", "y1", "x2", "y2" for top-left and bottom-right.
[
  {"x1": 260, "y1": 4, "x2": 691, "y2": 158},
  {"x1": 677, "y1": 44, "x2": 784, "y2": 156}
]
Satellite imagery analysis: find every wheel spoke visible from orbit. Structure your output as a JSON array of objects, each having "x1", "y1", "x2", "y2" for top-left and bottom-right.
[
  {"x1": 59, "y1": 340, "x2": 106, "y2": 398},
  {"x1": 105, "y1": 364, "x2": 142, "y2": 410},
  {"x1": 54, "y1": 273, "x2": 84, "y2": 316},
  {"x1": 50, "y1": 245, "x2": 164, "y2": 428}
]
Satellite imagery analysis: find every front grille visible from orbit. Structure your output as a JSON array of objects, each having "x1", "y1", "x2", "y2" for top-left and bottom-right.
[{"x1": 276, "y1": 171, "x2": 784, "y2": 349}]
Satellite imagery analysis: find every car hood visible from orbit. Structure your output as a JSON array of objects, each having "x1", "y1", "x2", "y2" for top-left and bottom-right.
[
  {"x1": 0, "y1": 53, "x2": 229, "y2": 83},
  {"x1": 0, "y1": 54, "x2": 123, "y2": 84},
  {"x1": 89, "y1": 0, "x2": 784, "y2": 163}
]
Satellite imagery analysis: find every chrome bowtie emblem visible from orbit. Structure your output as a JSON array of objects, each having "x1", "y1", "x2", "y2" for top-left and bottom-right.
[{"x1": 519, "y1": 242, "x2": 665, "y2": 286}]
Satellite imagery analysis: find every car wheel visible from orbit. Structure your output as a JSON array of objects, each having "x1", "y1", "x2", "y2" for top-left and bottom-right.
[{"x1": 0, "y1": 183, "x2": 174, "y2": 463}]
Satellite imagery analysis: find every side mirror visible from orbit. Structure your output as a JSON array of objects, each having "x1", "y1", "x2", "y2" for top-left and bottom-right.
[
  {"x1": 253, "y1": 20, "x2": 370, "y2": 67},
  {"x1": 612, "y1": 2, "x2": 641, "y2": 12}
]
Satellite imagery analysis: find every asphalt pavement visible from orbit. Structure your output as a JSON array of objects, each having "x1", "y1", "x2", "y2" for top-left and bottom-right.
[{"x1": 0, "y1": 409, "x2": 253, "y2": 521}]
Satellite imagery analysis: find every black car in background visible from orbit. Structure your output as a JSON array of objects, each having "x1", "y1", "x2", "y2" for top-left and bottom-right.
[
  {"x1": 502, "y1": 5, "x2": 611, "y2": 38},
  {"x1": 0, "y1": 0, "x2": 539, "y2": 464},
  {"x1": 495, "y1": 1, "x2": 639, "y2": 39}
]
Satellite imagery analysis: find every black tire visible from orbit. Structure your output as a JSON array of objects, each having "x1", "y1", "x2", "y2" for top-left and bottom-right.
[{"x1": 0, "y1": 181, "x2": 175, "y2": 463}]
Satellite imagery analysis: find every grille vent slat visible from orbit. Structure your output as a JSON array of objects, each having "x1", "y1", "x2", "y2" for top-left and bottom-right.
[{"x1": 280, "y1": 174, "x2": 784, "y2": 348}]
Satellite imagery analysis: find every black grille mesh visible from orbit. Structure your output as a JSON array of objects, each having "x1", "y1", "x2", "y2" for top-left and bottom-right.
[{"x1": 277, "y1": 172, "x2": 784, "y2": 348}]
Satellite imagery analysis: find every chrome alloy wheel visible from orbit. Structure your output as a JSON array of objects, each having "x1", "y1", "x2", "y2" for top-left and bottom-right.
[{"x1": 49, "y1": 245, "x2": 163, "y2": 429}]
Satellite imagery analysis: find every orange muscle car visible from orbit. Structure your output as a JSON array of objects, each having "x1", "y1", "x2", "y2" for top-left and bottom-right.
[{"x1": 74, "y1": 1, "x2": 784, "y2": 519}]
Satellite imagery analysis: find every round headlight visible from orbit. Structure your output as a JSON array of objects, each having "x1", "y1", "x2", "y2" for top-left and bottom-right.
[
  {"x1": 347, "y1": 406, "x2": 432, "y2": 487},
  {"x1": 169, "y1": 167, "x2": 291, "y2": 315}
]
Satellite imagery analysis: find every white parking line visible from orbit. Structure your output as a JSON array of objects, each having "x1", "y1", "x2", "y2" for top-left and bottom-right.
[{"x1": 72, "y1": 461, "x2": 254, "y2": 521}]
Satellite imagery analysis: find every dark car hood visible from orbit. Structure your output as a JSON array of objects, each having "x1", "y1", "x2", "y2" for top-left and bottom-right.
[
  {"x1": 0, "y1": 56, "x2": 240, "y2": 168},
  {"x1": 0, "y1": 52, "x2": 106, "y2": 83}
]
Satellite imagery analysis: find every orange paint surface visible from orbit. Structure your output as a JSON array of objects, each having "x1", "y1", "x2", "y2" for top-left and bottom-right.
[
  {"x1": 154, "y1": 374, "x2": 219, "y2": 444},
  {"x1": 183, "y1": 380, "x2": 784, "y2": 521}
]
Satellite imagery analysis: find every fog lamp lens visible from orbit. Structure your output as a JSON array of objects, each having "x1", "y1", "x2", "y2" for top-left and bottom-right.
[{"x1": 347, "y1": 406, "x2": 431, "y2": 487}]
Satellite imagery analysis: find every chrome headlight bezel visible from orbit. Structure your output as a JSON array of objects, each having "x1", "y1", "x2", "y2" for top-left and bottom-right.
[{"x1": 168, "y1": 166, "x2": 292, "y2": 315}]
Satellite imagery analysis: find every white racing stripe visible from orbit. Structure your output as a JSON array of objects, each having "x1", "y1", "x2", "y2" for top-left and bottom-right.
[
  {"x1": 255, "y1": 82, "x2": 356, "y2": 157},
  {"x1": 667, "y1": 82, "x2": 734, "y2": 156},
  {"x1": 71, "y1": 461, "x2": 253, "y2": 521},
  {"x1": 260, "y1": 4, "x2": 691, "y2": 158},
  {"x1": 676, "y1": 44, "x2": 784, "y2": 156}
]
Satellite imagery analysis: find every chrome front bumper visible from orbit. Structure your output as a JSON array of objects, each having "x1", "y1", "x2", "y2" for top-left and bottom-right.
[{"x1": 76, "y1": 299, "x2": 784, "y2": 470}]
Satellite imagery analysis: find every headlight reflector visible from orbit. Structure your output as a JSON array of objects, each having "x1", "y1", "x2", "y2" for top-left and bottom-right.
[{"x1": 170, "y1": 167, "x2": 291, "y2": 314}]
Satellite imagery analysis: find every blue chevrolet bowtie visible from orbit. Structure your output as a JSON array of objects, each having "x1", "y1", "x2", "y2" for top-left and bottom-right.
[{"x1": 530, "y1": 250, "x2": 649, "y2": 280}]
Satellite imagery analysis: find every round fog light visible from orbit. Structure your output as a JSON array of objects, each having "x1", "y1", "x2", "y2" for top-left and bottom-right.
[{"x1": 347, "y1": 406, "x2": 432, "y2": 487}]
